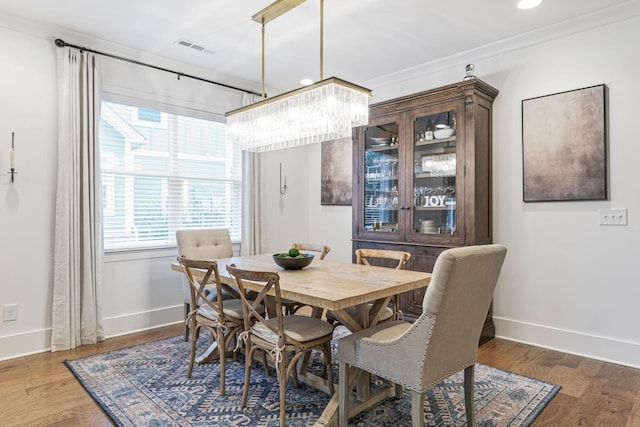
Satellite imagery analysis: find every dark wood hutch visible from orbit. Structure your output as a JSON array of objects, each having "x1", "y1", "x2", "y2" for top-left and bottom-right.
[{"x1": 351, "y1": 78, "x2": 499, "y2": 343}]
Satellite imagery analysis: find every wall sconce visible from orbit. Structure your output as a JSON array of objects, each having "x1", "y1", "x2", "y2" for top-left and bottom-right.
[
  {"x1": 8, "y1": 132, "x2": 17, "y2": 183},
  {"x1": 280, "y1": 162, "x2": 287, "y2": 195}
]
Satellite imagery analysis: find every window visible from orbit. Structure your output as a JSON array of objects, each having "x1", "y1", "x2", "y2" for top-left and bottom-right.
[{"x1": 99, "y1": 101, "x2": 241, "y2": 250}]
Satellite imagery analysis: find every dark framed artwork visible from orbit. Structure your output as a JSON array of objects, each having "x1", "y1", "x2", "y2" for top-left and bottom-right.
[
  {"x1": 321, "y1": 138, "x2": 352, "y2": 205},
  {"x1": 522, "y1": 84, "x2": 608, "y2": 202}
]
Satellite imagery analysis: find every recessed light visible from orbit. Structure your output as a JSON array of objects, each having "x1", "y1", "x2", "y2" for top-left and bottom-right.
[
  {"x1": 517, "y1": 0, "x2": 542, "y2": 9},
  {"x1": 300, "y1": 78, "x2": 314, "y2": 85}
]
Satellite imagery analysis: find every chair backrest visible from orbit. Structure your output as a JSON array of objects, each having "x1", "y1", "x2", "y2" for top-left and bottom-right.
[
  {"x1": 292, "y1": 243, "x2": 330, "y2": 260},
  {"x1": 226, "y1": 264, "x2": 285, "y2": 345},
  {"x1": 355, "y1": 248, "x2": 411, "y2": 269},
  {"x1": 176, "y1": 228, "x2": 233, "y2": 260},
  {"x1": 176, "y1": 256, "x2": 229, "y2": 322},
  {"x1": 418, "y1": 244, "x2": 507, "y2": 389}
]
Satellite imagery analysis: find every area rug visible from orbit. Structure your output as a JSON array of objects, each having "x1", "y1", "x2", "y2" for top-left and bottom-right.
[{"x1": 65, "y1": 329, "x2": 560, "y2": 426}]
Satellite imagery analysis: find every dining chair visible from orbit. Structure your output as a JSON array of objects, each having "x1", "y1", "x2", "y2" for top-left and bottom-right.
[
  {"x1": 337, "y1": 244, "x2": 507, "y2": 427},
  {"x1": 176, "y1": 228, "x2": 238, "y2": 341},
  {"x1": 227, "y1": 264, "x2": 335, "y2": 427},
  {"x1": 176, "y1": 256, "x2": 244, "y2": 396},
  {"x1": 282, "y1": 242, "x2": 331, "y2": 315},
  {"x1": 326, "y1": 248, "x2": 411, "y2": 327}
]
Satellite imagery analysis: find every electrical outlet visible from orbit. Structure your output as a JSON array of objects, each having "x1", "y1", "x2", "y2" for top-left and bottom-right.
[
  {"x1": 599, "y1": 208, "x2": 628, "y2": 226},
  {"x1": 3, "y1": 304, "x2": 18, "y2": 321}
]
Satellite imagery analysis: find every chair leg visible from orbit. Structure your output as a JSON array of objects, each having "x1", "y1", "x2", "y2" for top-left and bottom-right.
[
  {"x1": 338, "y1": 361, "x2": 349, "y2": 427},
  {"x1": 183, "y1": 302, "x2": 190, "y2": 342},
  {"x1": 410, "y1": 390, "x2": 425, "y2": 427},
  {"x1": 464, "y1": 364, "x2": 476, "y2": 427},
  {"x1": 242, "y1": 345, "x2": 256, "y2": 408},
  {"x1": 187, "y1": 324, "x2": 198, "y2": 378},
  {"x1": 324, "y1": 341, "x2": 335, "y2": 395},
  {"x1": 278, "y1": 357, "x2": 288, "y2": 427},
  {"x1": 218, "y1": 327, "x2": 226, "y2": 396},
  {"x1": 394, "y1": 382, "x2": 403, "y2": 399}
]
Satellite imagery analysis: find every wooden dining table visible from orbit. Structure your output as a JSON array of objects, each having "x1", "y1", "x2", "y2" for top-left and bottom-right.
[{"x1": 171, "y1": 253, "x2": 432, "y2": 427}]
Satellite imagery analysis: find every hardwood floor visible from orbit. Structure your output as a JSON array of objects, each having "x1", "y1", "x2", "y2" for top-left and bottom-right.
[{"x1": 1, "y1": 324, "x2": 639, "y2": 426}]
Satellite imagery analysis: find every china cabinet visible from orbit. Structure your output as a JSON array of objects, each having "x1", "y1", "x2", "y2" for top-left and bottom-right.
[{"x1": 352, "y1": 78, "x2": 498, "y2": 343}]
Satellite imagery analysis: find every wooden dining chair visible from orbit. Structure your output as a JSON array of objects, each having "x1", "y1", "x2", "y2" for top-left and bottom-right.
[
  {"x1": 176, "y1": 228, "x2": 238, "y2": 341},
  {"x1": 326, "y1": 248, "x2": 411, "y2": 327},
  {"x1": 282, "y1": 243, "x2": 331, "y2": 315},
  {"x1": 176, "y1": 256, "x2": 244, "y2": 396},
  {"x1": 337, "y1": 244, "x2": 507, "y2": 427},
  {"x1": 227, "y1": 264, "x2": 335, "y2": 427}
]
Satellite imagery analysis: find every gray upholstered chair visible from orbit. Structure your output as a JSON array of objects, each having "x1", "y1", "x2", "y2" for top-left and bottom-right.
[
  {"x1": 282, "y1": 242, "x2": 331, "y2": 315},
  {"x1": 227, "y1": 264, "x2": 335, "y2": 427},
  {"x1": 327, "y1": 248, "x2": 411, "y2": 326},
  {"x1": 337, "y1": 244, "x2": 507, "y2": 427},
  {"x1": 176, "y1": 257, "x2": 244, "y2": 396},
  {"x1": 176, "y1": 228, "x2": 238, "y2": 341}
]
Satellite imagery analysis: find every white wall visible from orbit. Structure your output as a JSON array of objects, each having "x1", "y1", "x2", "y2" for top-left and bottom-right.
[
  {"x1": 0, "y1": 14, "x2": 256, "y2": 359},
  {"x1": 2, "y1": 6, "x2": 640, "y2": 367},
  {"x1": 260, "y1": 8, "x2": 640, "y2": 367}
]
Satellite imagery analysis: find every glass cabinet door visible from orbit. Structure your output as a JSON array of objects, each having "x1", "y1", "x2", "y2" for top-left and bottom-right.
[
  {"x1": 362, "y1": 121, "x2": 400, "y2": 234},
  {"x1": 412, "y1": 109, "x2": 458, "y2": 238}
]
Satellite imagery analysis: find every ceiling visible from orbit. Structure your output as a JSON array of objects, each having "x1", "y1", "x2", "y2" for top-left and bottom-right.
[{"x1": 0, "y1": 0, "x2": 633, "y2": 94}]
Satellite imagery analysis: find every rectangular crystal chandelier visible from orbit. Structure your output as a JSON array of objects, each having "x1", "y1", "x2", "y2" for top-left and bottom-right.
[
  {"x1": 226, "y1": 77, "x2": 370, "y2": 152},
  {"x1": 225, "y1": 0, "x2": 371, "y2": 152}
]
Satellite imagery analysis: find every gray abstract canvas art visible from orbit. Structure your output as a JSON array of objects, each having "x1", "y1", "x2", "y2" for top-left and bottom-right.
[
  {"x1": 321, "y1": 138, "x2": 353, "y2": 205},
  {"x1": 522, "y1": 84, "x2": 607, "y2": 202}
]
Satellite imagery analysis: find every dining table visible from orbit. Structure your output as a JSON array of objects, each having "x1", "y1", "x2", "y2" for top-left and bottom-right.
[{"x1": 171, "y1": 252, "x2": 432, "y2": 427}]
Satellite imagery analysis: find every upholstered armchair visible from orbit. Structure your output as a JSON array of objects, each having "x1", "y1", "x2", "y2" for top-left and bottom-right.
[
  {"x1": 176, "y1": 228, "x2": 237, "y2": 340},
  {"x1": 337, "y1": 244, "x2": 507, "y2": 427}
]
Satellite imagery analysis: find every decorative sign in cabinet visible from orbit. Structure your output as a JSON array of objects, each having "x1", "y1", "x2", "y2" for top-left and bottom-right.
[{"x1": 352, "y1": 78, "x2": 498, "y2": 343}]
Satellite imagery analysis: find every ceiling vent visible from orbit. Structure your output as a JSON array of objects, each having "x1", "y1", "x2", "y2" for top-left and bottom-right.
[{"x1": 174, "y1": 39, "x2": 214, "y2": 54}]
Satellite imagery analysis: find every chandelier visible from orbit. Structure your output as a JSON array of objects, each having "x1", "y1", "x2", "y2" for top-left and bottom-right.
[{"x1": 226, "y1": 0, "x2": 371, "y2": 152}]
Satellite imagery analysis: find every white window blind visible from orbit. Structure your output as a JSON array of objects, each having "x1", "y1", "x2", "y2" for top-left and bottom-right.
[{"x1": 99, "y1": 101, "x2": 241, "y2": 251}]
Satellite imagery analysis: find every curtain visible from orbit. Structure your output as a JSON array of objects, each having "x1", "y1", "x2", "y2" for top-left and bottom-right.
[
  {"x1": 51, "y1": 47, "x2": 105, "y2": 351},
  {"x1": 241, "y1": 93, "x2": 263, "y2": 255}
]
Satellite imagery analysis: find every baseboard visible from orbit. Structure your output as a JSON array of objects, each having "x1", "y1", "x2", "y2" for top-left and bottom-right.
[
  {"x1": 0, "y1": 305, "x2": 184, "y2": 361},
  {"x1": 0, "y1": 328, "x2": 51, "y2": 361},
  {"x1": 103, "y1": 305, "x2": 183, "y2": 338},
  {"x1": 494, "y1": 316, "x2": 640, "y2": 369}
]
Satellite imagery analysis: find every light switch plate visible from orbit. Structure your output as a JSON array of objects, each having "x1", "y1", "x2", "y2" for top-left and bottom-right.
[
  {"x1": 3, "y1": 304, "x2": 18, "y2": 321},
  {"x1": 599, "y1": 208, "x2": 628, "y2": 226}
]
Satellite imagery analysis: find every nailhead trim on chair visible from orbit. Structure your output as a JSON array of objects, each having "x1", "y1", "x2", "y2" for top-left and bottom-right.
[
  {"x1": 340, "y1": 313, "x2": 435, "y2": 391},
  {"x1": 342, "y1": 312, "x2": 476, "y2": 392}
]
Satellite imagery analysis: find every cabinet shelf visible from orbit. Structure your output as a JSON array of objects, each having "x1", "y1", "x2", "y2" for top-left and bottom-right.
[
  {"x1": 414, "y1": 173, "x2": 455, "y2": 179},
  {"x1": 366, "y1": 145, "x2": 399, "y2": 153},
  {"x1": 364, "y1": 206, "x2": 399, "y2": 211},
  {"x1": 364, "y1": 175, "x2": 399, "y2": 181},
  {"x1": 415, "y1": 136, "x2": 456, "y2": 147},
  {"x1": 414, "y1": 206, "x2": 452, "y2": 211}
]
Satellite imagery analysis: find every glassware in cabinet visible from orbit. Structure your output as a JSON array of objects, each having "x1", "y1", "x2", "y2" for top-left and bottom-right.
[
  {"x1": 362, "y1": 122, "x2": 399, "y2": 234},
  {"x1": 412, "y1": 109, "x2": 458, "y2": 236}
]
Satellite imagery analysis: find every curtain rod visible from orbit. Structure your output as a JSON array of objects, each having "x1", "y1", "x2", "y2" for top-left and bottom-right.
[{"x1": 54, "y1": 38, "x2": 263, "y2": 97}]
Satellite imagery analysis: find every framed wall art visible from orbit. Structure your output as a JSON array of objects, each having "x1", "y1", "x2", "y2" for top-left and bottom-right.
[
  {"x1": 321, "y1": 138, "x2": 352, "y2": 205},
  {"x1": 521, "y1": 84, "x2": 608, "y2": 202}
]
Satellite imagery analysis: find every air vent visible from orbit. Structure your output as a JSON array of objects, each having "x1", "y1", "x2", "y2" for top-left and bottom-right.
[{"x1": 174, "y1": 39, "x2": 214, "y2": 54}]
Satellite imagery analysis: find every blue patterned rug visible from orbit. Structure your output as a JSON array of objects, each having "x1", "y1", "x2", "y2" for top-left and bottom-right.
[{"x1": 65, "y1": 328, "x2": 559, "y2": 426}]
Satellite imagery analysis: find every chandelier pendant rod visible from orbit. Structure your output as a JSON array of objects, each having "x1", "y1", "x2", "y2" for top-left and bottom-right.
[
  {"x1": 261, "y1": 20, "x2": 266, "y2": 99},
  {"x1": 320, "y1": 0, "x2": 324, "y2": 81}
]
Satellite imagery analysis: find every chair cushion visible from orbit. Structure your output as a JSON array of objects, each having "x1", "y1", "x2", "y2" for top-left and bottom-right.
[
  {"x1": 252, "y1": 315, "x2": 334, "y2": 343},
  {"x1": 197, "y1": 299, "x2": 245, "y2": 320},
  {"x1": 337, "y1": 320, "x2": 411, "y2": 363}
]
